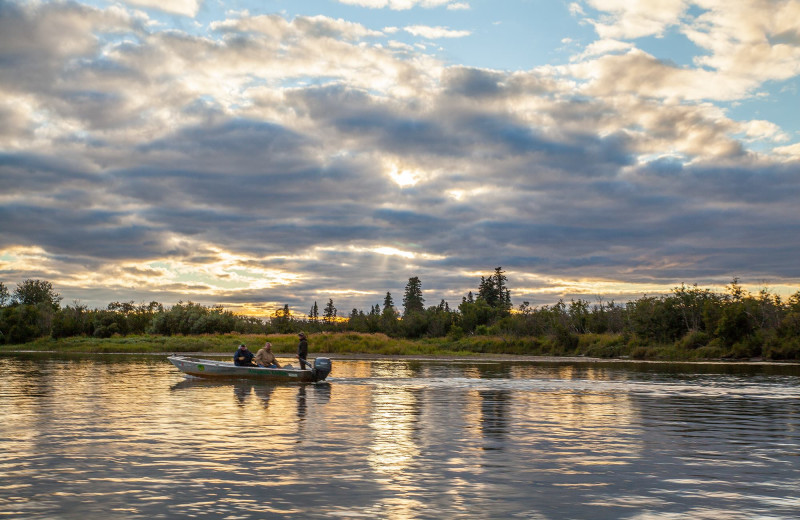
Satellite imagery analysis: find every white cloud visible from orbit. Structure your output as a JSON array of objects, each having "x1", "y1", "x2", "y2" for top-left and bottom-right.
[
  {"x1": 121, "y1": 0, "x2": 200, "y2": 17},
  {"x1": 583, "y1": 0, "x2": 689, "y2": 39},
  {"x1": 739, "y1": 119, "x2": 789, "y2": 142},
  {"x1": 569, "y1": 2, "x2": 586, "y2": 16},
  {"x1": 337, "y1": 0, "x2": 452, "y2": 9},
  {"x1": 774, "y1": 142, "x2": 800, "y2": 157},
  {"x1": 574, "y1": 1, "x2": 800, "y2": 89},
  {"x1": 684, "y1": 1, "x2": 800, "y2": 83},
  {"x1": 571, "y1": 38, "x2": 633, "y2": 60},
  {"x1": 404, "y1": 25, "x2": 471, "y2": 38}
]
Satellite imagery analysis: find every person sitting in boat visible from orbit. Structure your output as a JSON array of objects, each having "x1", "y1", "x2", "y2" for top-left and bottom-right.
[
  {"x1": 233, "y1": 344, "x2": 256, "y2": 366},
  {"x1": 254, "y1": 341, "x2": 281, "y2": 368}
]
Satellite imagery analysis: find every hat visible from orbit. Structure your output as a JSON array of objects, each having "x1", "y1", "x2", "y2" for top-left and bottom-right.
[
  {"x1": 298, "y1": 332, "x2": 306, "y2": 338},
  {"x1": 239, "y1": 343, "x2": 246, "y2": 348}
]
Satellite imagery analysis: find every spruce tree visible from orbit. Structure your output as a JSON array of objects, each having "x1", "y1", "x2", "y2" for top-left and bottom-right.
[
  {"x1": 323, "y1": 298, "x2": 337, "y2": 323},
  {"x1": 402, "y1": 276, "x2": 425, "y2": 316}
]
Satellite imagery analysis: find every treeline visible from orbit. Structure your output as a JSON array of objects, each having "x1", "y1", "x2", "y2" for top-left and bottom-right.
[
  {"x1": 2, "y1": 270, "x2": 800, "y2": 359},
  {"x1": 0, "y1": 280, "x2": 263, "y2": 344}
]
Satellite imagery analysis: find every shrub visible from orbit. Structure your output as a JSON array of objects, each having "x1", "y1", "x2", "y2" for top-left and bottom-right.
[
  {"x1": 475, "y1": 324, "x2": 490, "y2": 335},
  {"x1": 763, "y1": 337, "x2": 800, "y2": 360},
  {"x1": 677, "y1": 330, "x2": 710, "y2": 350}
]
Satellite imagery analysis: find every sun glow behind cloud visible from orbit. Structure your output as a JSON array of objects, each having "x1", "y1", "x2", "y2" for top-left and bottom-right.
[
  {"x1": 357, "y1": 245, "x2": 446, "y2": 261},
  {"x1": 384, "y1": 158, "x2": 425, "y2": 187}
]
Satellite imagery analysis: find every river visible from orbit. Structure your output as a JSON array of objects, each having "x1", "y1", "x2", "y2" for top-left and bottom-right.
[{"x1": 1, "y1": 353, "x2": 798, "y2": 519}]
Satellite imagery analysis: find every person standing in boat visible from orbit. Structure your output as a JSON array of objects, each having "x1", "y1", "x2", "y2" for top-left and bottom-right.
[
  {"x1": 255, "y1": 341, "x2": 281, "y2": 368},
  {"x1": 233, "y1": 343, "x2": 256, "y2": 366},
  {"x1": 297, "y1": 332, "x2": 309, "y2": 370}
]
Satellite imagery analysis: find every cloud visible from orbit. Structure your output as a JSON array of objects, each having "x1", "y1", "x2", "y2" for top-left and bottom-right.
[
  {"x1": 571, "y1": 38, "x2": 633, "y2": 60},
  {"x1": 212, "y1": 13, "x2": 383, "y2": 41},
  {"x1": 337, "y1": 0, "x2": 452, "y2": 9},
  {"x1": 684, "y1": 1, "x2": 800, "y2": 83},
  {"x1": 569, "y1": 48, "x2": 760, "y2": 103},
  {"x1": 404, "y1": 25, "x2": 471, "y2": 38},
  {"x1": 774, "y1": 142, "x2": 800, "y2": 158},
  {"x1": 120, "y1": 0, "x2": 200, "y2": 17},
  {"x1": 573, "y1": 1, "x2": 800, "y2": 92},
  {"x1": 583, "y1": 0, "x2": 688, "y2": 39}
]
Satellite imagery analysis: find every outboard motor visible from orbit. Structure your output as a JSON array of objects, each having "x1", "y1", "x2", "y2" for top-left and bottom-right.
[{"x1": 313, "y1": 357, "x2": 332, "y2": 381}]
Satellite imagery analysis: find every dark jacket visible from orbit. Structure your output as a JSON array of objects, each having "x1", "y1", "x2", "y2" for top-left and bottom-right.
[
  {"x1": 297, "y1": 338, "x2": 308, "y2": 359},
  {"x1": 234, "y1": 347, "x2": 255, "y2": 366}
]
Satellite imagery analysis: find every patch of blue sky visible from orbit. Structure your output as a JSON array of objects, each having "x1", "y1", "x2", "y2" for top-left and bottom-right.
[
  {"x1": 204, "y1": 0, "x2": 591, "y2": 71},
  {"x1": 724, "y1": 78, "x2": 800, "y2": 145},
  {"x1": 75, "y1": 0, "x2": 591, "y2": 73},
  {"x1": 634, "y1": 27, "x2": 707, "y2": 68},
  {"x1": 279, "y1": 76, "x2": 346, "y2": 89},
  {"x1": 426, "y1": 1, "x2": 596, "y2": 70}
]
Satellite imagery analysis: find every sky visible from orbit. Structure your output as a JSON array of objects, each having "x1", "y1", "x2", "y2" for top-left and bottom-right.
[{"x1": 1, "y1": 0, "x2": 800, "y2": 318}]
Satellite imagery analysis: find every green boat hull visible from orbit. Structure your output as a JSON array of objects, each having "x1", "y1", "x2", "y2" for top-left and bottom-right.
[{"x1": 168, "y1": 355, "x2": 331, "y2": 382}]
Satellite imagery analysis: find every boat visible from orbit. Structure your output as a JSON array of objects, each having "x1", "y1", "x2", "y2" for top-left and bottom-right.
[{"x1": 167, "y1": 355, "x2": 332, "y2": 383}]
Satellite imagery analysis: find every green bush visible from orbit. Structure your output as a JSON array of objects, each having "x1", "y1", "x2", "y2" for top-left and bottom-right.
[
  {"x1": 677, "y1": 330, "x2": 711, "y2": 350},
  {"x1": 447, "y1": 325, "x2": 465, "y2": 341},
  {"x1": 728, "y1": 333, "x2": 763, "y2": 359},
  {"x1": 763, "y1": 336, "x2": 800, "y2": 360}
]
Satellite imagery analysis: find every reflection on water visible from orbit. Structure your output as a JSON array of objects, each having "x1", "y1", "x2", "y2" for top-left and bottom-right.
[
  {"x1": 0, "y1": 354, "x2": 799, "y2": 519},
  {"x1": 478, "y1": 390, "x2": 509, "y2": 448}
]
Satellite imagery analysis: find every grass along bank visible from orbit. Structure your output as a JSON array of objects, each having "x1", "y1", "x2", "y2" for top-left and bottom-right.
[{"x1": 1, "y1": 332, "x2": 795, "y2": 362}]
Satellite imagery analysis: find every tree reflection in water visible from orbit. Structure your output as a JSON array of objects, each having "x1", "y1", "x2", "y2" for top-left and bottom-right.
[{"x1": 478, "y1": 390, "x2": 510, "y2": 450}]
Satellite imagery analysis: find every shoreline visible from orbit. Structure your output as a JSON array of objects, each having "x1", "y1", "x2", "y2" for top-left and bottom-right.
[
  {"x1": 2, "y1": 331, "x2": 798, "y2": 364},
  {"x1": 3, "y1": 349, "x2": 798, "y2": 366}
]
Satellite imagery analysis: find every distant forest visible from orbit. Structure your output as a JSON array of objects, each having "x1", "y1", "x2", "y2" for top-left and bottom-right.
[{"x1": 2, "y1": 268, "x2": 799, "y2": 359}]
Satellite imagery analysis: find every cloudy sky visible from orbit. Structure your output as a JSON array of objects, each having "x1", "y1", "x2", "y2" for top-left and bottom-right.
[{"x1": 2, "y1": 0, "x2": 799, "y2": 317}]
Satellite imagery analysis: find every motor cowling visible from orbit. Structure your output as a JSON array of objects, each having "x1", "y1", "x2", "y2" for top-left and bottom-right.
[{"x1": 313, "y1": 357, "x2": 332, "y2": 381}]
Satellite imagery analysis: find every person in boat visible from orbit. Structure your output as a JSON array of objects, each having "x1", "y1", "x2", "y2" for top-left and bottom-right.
[
  {"x1": 233, "y1": 343, "x2": 256, "y2": 366},
  {"x1": 297, "y1": 331, "x2": 309, "y2": 370},
  {"x1": 254, "y1": 341, "x2": 281, "y2": 368}
]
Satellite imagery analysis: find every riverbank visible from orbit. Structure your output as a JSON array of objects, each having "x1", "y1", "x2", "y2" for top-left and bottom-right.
[{"x1": 1, "y1": 331, "x2": 796, "y2": 362}]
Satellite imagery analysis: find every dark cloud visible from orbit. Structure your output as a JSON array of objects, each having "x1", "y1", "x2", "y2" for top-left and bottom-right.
[
  {"x1": 442, "y1": 67, "x2": 505, "y2": 97},
  {"x1": 0, "y1": 203, "x2": 167, "y2": 259}
]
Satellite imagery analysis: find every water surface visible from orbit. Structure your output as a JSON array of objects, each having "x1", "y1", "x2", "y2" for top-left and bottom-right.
[{"x1": 1, "y1": 354, "x2": 799, "y2": 519}]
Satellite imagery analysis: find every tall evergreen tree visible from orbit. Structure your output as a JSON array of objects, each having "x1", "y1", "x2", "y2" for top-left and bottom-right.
[
  {"x1": 383, "y1": 292, "x2": 395, "y2": 315},
  {"x1": 475, "y1": 267, "x2": 511, "y2": 310},
  {"x1": 402, "y1": 276, "x2": 425, "y2": 316},
  {"x1": 309, "y1": 301, "x2": 319, "y2": 321},
  {"x1": 380, "y1": 291, "x2": 399, "y2": 334},
  {"x1": 477, "y1": 276, "x2": 497, "y2": 306},
  {"x1": 323, "y1": 298, "x2": 337, "y2": 323},
  {"x1": 492, "y1": 266, "x2": 511, "y2": 311}
]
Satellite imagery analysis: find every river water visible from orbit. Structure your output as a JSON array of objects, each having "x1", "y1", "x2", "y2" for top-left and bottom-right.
[{"x1": 1, "y1": 353, "x2": 798, "y2": 519}]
